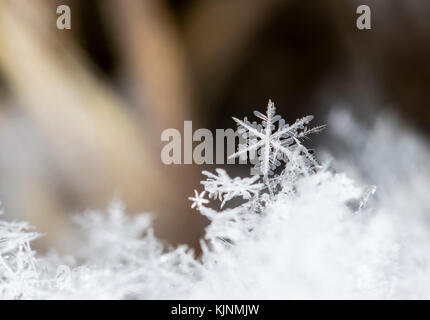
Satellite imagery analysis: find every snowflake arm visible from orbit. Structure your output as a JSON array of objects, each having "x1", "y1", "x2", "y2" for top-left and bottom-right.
[
  {"x1": 231, "y1": 117, "x2": 265, "y2": 140},
  {"x1": 228, "y1": 138, "x2": 265, "y2": 160},
  {"x1": 272, "y1": 115, "x2": 314, "y2": 140}
]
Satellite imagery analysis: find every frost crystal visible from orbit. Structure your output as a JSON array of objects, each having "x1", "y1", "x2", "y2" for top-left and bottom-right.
[
  {"x1": 201, "y1": 169, "x2": 263, "y2": 208},
  {"x1": 195, "y1": 99, "x2": 324, "y2": 203},
  {"x1": 229, "y1": 100, "x2": 324, "y2": 177},
  {"x1": 0, "y1": 209, "x2": 39, "y2": 299},
  {"x1": 188, "y1": 190, "x2": 209, "y2": 209}
]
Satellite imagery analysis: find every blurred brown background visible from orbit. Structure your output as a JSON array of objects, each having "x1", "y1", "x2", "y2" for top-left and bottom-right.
[{"x1": 0, "y1": 0, "x2": 429, "y2": 250}]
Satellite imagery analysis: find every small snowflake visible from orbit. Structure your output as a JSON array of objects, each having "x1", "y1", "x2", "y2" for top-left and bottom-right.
[{"x1": 188, "y1": 190, "x2": 209, "y2": 209}]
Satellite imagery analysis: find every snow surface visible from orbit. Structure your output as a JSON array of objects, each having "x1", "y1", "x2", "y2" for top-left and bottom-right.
[{"x1": 1, "y1": 105, "x2": 429, "y2": 299}]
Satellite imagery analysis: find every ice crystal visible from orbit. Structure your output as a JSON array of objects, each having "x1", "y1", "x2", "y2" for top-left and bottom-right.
[
  {"x1": 229, "y1": 100, "x2": 324, "y2": 177},
  {"x1": 201, "y1": 169, "x2": 263, "y2": 208},
  {"x1": 188, "y1": 190, "x2": 209, "y2": 209},
  {"x1": 0, "y1": 209, "x2": 39, "y2": 299},
  {"x1": 194, "y1": 100, "x2": 324, "y2": 205}
]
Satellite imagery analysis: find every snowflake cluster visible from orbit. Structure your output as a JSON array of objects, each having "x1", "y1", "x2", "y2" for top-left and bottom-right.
[
  {"x1": 190, "y1": 100, "x2": 324, "y2": 208},
  {"x1": 201, "y1": 169, "x2": 263, "y2": 208}
]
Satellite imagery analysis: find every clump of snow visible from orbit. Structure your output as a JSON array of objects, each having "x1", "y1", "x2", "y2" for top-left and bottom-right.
[
  {"x1": 1, "y1": 101, "x2": 429, "y2": 299},
  {"x1": 0, "y1": 207, "x2": 39, "y2": 299},
  {"x1": 191, "y1": 169, "x2": 430, "y2": 299}
]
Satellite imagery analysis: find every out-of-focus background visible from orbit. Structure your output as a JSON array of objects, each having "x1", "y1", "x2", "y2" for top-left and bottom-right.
[{"x1": 0, "y1": 0, "x2": 429, "y2": 250}]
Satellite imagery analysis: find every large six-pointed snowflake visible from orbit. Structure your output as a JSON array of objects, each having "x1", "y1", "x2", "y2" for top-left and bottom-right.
[{"x1": 228, "y1": 100, "x2": 324, "y2": 177}]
